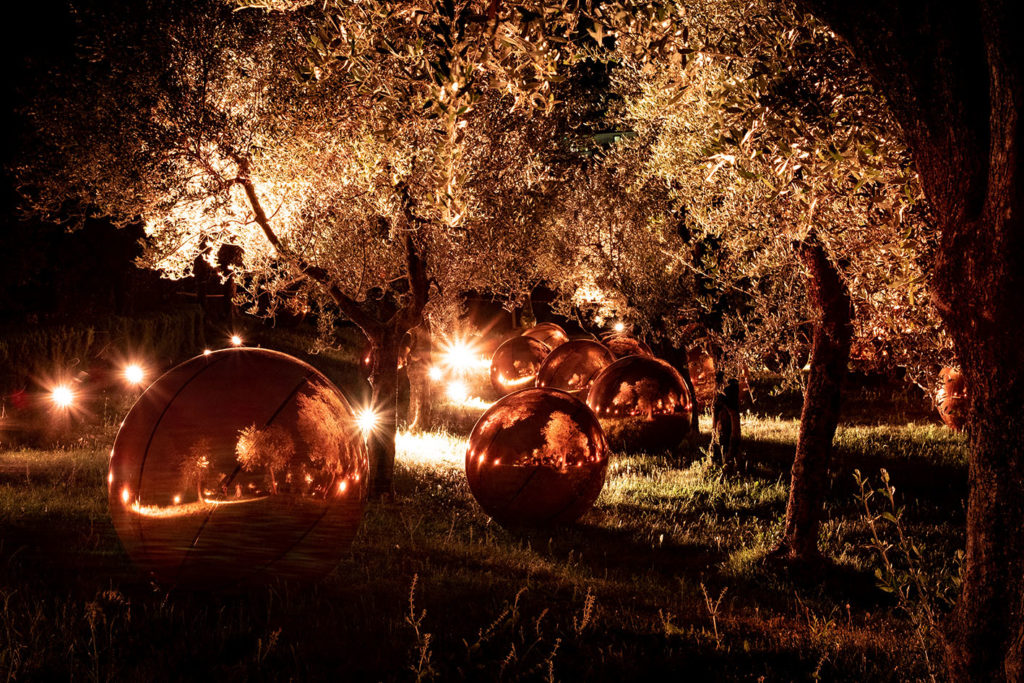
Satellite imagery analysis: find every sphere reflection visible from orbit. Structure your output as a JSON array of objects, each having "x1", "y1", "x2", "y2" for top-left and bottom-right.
[
  {"x1": 604, "y1": 335, "x2": 654, "y2": 359},
  {"x1": 687, "y1": 350, "x2": 718, "y2": 410},
  {"x1": 490, "y1": 336, "x2": 551, "y2": 395},
  {"x1": 108, "y1": 348, "x2": 368, "y2": 586},
  {"x1": 586, "y1": 356, "x2": 693, "y2": 453},
  {"x1": 937, "y1": 366, "x2": 967, "y2": 431},
  {"x1": 465, "y1": 388, "x2": 608, "y2": 527},
  {"x1": 536, "y1": 340, "x2": 615, "y2": 398},
  {"x1": 522, "y1": 323, "x2": 570, "y2": 349}
]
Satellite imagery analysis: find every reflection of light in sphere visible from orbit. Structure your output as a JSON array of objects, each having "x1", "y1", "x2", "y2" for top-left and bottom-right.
[
  {"x1": 537, "y1": 340, "x2": 615, "y2": 398},
  {"x1": 465, "y1": 388, "x2": 608, "y2": 527},
  {"x1": 604, "y1": 335, "x2": 654, "y2": 359},
  {"x1": 230, "y1": 335, "x2": 243, "y2": 347},
  {"x1": 108, "y1": 348, "x2": 368, "y2": 586},
  {"x1": 586, "y1": 356, "x2": 693, "y2": 453},
  {"x1": 522, "y1": 323, "x2": 570, "y2": 350},
  {"x1": 490, "y1": 336, "x2": 551, "y2": 395}
]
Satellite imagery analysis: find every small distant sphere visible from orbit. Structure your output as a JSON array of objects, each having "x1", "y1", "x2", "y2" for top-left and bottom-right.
[
  {"x1": 687, "y1": 350, "x2": 718, "y2": 410},
  {"x1": 536, "y1": 340, "x2": 615, "y2": 398},
  {"x1": 522, "y1": 323, "x2": 570, "y2": 349},
  {"x1": 586, "y1": 355, "x2": 693, "y2": 453},
  {"x1": 465, "y1": 388, "x2": 609, "y2": 527},
  {"x1": 108, "y1": 348, "x2": 368, "y2": 586},
  {"x1": 490, "y1": 336, "x2": 551, "y2": 395},
  {"x1": 604, "y1": 335, "x2": 654, "y2": 359},
  {"x1": 936, "y1": 366, "x2": 968, "y2": 431}
]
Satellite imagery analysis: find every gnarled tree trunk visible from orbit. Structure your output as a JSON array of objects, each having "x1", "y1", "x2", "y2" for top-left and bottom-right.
[
  {"x1": 405, "y1": 320, "x2": 434, "y2": 432},
  {"x1": 791, "y1": 0, "x2": 1022, "y2": 675},
  {"x1": 367, "y1": 330, "x2": 403, "y2": 498},
  {"x1": 773, "y1": 238, "x2": 852, "y2": 561},
  {"x1": 939, "y1": 196, "x2": 1024, "y2": 682}
]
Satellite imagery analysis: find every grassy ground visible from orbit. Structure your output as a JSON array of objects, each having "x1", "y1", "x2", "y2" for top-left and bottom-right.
[{"x1": 1, "y1": 394, "x2": 966, "y2": 681}]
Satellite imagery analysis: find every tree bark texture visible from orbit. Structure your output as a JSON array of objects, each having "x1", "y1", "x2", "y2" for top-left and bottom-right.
[
  {"x1": 792, "y1": 1, "x2": 1023, "y2": 677},
  {"x1": 774, "y1": 239, "x2": 852, "y2": 560},
  {"x1": 368, "y1": 333, "x2": 402, "y2": 498},
  {"x1": 405, "y1": 320, "x2": 434, "y2": 432}
]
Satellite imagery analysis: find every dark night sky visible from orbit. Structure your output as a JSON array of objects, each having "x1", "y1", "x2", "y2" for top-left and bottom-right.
[{"x1": 0, "y1": 2, "x2": 166, "y2": 324}]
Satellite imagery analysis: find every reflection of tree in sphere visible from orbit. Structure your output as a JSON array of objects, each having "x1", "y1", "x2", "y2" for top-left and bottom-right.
[
  {"x1": 108, "y1": 348, "x2": 368, "y2": 586},
  {"x1": 537, "y1": 340, "x2": 615, "y2": 398},
  {"x1": 490, "y1": 336, "x2": 551, "y2": 395},
  {"x1": 687, "y1": 349, "x2": 718, "y2": 410},
  {"x1": 586, "y1": 356, "x2": 693, "y2": 454},
  {"x1": 936, "y1": 366, "x2": 968, "y2": 431},
  {"x1": 603, "y1": 335, "x2": 654, "y2": 359},
  {"x1": 465, "y1": 388, "x2": 608, "y2": 527},
  {"x1": 522, "y1": 323, "x2": 570, "y2": 349}
]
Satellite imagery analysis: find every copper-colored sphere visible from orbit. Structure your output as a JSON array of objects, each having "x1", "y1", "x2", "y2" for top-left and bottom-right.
[
  {"x1": 687, "y1": 349, "x2": 718, "y2": 410},
  {"x1": 108, "y1": 348, "x2": 368, "y2": 586},
  {"x1": 522, "y1": 323, "x2": 570, "y2": 349},
  {"x1": 465, "y1": 388, "x2": 608, "y2": 527},
  {"x1": 603, "y1": 335, "x2": 654, "y2": 359},
  {"x1": 586, "y1": 355, "x2": 693, "y2": 453},
  {"x1": 536, "y1": 340, "x2": 615, "y2": 398},
  {"x1": 490, "y1": 336, "x2": 551, "y2": 395},
  {"x1": 937, "y1": 366, "x2": 968, "y2": 431}
]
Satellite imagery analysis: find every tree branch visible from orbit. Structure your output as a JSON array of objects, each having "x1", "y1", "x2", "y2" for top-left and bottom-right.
[{"x1": 232, "y1": 155, "x2": 383, "y2": 337}]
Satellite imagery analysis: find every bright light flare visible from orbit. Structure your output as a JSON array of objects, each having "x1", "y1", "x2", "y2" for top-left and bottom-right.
[
  {"x1": 446, "y1": 380, "x2": 469, "y2": 403},
  {"x1": 613, "y1": 321, "x2": 626, "y2": 333},
  {"x1": 203, "y1": 349, "x2": 212, "y2": 356},
  {"x1": 51, "y1": 385, "x2": 74, "y2": 408},
  {"x1": 355, "y1": 407, "x2": 379, "y2": 437},
  {"x1": 439, "y1": 336, "x2": 488, "y2": 374},
  {"x1": 124, "y1": 364, "x2": 145, "y2": 386},
  {"x1": 396, "y1": 430, "x2": 466, "y2": 467},
  {"x1": 428, "y1": 366, "x2": 443, "y2": 381},
  {"x1": 230, "y1": 334, "x2": 243, "y2": 347}
]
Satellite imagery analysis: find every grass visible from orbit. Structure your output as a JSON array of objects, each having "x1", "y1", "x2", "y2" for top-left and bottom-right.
[{"x1": 0, "y1": 393, "x2": 967, "y2": 681}]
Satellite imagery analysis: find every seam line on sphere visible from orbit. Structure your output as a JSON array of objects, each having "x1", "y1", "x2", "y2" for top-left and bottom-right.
[
  {"x1": 134, "y1": 355, "x2": 228, "y2": 559},
  {"x1": 174, "y1": 371, "x2": 317, "y2": 583}
]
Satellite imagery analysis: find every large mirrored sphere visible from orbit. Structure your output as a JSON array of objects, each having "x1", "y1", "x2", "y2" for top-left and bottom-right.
[
  {"x1": 937, "y1": 366, "x2": 968, "y2": 431},
  {"x1": 536, "y1": 340, "x2": 615, "y2": 398},
  {"x1": 586, "y1": 356, "x2": 693, "y2": 453},
  {"x1": 604, "y1": 335, "x2": 654, "y2": 359},
  {"x1": 490, "y1": 336, "x2": 551, "y2": 395},
  {"x1": 465, "y1": 388, "x2": 608, "y2": 527},
  {"x1": 108, "y1": 348, "x2": 368, "y2": 586},
  {"x1": 522, "y1": 323, "x2": 570, "y2": 349}
]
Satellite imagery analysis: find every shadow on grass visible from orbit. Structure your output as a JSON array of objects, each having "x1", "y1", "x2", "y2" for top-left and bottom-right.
[{"x1": 739, "y1": 436, "x2": 966, "y2": 515}]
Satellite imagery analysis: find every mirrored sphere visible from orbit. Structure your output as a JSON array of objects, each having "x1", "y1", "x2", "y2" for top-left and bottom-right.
[
  {"x1": 465, "y1": 388, "x2": 609, "y2": 527},
  {"x1": 522, "y1": 323, "x2": 570, "y2": 349},
  {"x1": 937, "y1": 366, "x2": 967, "y2": 431},
  {"x1": 586, "y1": 355, "x2": 693, "y2": 453},
  {"x1": 490, "y1": 336, "x2": 551, "y2": 395},
  {"x1": 603, "y1": 335, "x2": 654, "y2": 359},
  {"x1": 108, "y1": 348, "x2": 368, "y2": 586},
  {"x1": 687, "y1": 349, "x2": 718, "y2": 410},
  {"x1": 536, "y1": 340, "x2": 615, "y2": 398}
]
